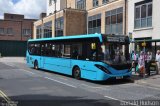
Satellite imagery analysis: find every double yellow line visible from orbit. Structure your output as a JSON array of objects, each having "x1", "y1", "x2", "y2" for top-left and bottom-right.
[{"x1": 0, "y1": 90, "x2": 11, "y2": 105}]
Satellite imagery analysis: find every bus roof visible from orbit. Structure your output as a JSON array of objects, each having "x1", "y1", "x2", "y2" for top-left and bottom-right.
[{"x1": 28, "y1": 34, "x2": 103, "y2": 42}]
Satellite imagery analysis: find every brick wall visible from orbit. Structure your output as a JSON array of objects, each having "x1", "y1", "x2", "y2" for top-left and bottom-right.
[
  {"x1": 4, "y1": 13, "x2": 24, "y2": 20},
  {"x1": 0, "y1": 14, "x2": 36, "y2": 41},
  {"x1": 22, "y1": 19, "x2": 35, "y2": 41},
  {"x1": 0, "y1": 20, "x2": 22, "y2": 41},
  {"x1": 64, "y1": 9, "x2": 86, "y2": 36}
]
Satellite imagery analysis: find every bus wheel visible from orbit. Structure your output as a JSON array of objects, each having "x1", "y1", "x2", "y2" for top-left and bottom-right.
[
  {"x1": 34, "y1": 60, "x2": 39, "y2": 70},
  {"x1": 73, "y1": 67, "x2": 81, "y2": 80}
]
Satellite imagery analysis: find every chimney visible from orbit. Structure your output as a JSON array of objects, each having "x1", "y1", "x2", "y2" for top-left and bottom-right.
[{"x1": 40, "y1": 13, "x2": 46, "y2": 19}]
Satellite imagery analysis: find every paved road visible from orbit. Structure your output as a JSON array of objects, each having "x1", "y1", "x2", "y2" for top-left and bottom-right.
[{"x1": 0, "y1": 58, "x2": 160, "y2": 106}]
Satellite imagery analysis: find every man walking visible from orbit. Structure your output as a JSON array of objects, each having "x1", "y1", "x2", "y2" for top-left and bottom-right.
[{"x1": 156, "y1": 50, "x2": 160, "y2": 74}]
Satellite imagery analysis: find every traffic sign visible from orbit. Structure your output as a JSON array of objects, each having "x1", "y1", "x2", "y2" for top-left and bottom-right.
[{"x1": 142, "y1": 42, "x2": 146, "y2": 47}]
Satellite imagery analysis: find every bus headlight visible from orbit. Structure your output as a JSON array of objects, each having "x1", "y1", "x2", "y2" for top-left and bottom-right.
[{"x1": 95, "y1": 64, "x2": 111, "y2": 74}]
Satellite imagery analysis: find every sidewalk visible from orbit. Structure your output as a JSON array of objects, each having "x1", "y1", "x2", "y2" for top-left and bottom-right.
[
  {"x1": 131, "y1": 72, "x2": 160, "y2": 89},
  {"x1": 0, "y1": 57, "x2": 26, "y2": 63}
]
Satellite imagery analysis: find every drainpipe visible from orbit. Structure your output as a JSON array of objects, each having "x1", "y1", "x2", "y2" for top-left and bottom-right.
[
  {"x1": 21, "y1": 21, "x2": 22, "y2": 41},
  {"x1": 85, "y1": 0, "x2": 88, "y2": 34},
  {"x1": 86, "y1": 12, "x2": 88, "y2": 34},
  {"x1": 54, "y1": 0, "x2": 57, "y2": 37},
  {"x1": 124, "y1": 0, "x2": 127, "y2": 35},
  {"x1": 41, "y1": 19, "x2": 44, "y2": 38},
  {"x1": 66, "y1": 0, "x2": 67, "y2": 8}
]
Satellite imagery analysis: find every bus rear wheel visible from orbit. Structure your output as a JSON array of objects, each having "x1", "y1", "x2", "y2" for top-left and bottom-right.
[
  {"x1": 34, "y1": 61, "x2": 39, "y2": 70},
  {"x1": 73, "y1": 67, "x2": 81, "y2": 80}
]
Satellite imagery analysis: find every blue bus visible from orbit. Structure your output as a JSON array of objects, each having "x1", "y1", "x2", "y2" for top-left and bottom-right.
[{"x1": 26, "y1": 34, "x2": 132, "y2": 81}]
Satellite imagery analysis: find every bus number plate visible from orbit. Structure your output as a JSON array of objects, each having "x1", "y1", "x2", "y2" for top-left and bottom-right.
[{"x1": 116, "y1": 76, "x2": 123, "y2": 79}]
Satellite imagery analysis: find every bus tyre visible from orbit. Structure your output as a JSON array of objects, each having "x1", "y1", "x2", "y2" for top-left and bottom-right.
[
  {"x1": 34, "y1": 61, "x2": 39, "y2": 70},
  {"x1": 73, "y1": 67, "x2": 81, "y2": 80}
]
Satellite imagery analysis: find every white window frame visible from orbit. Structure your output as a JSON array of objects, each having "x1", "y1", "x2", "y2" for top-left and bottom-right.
[{"x1": 134, "y1": 2, "x2": 152, "y2": 29}]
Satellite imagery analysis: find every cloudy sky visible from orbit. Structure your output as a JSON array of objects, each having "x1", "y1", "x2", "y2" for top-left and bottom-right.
[{"x1": 0, "y1": 0, "x2": 46, "y2": 19}]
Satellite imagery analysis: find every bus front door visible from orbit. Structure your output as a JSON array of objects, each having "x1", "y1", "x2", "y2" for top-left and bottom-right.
[
  {"x1": 40, "y1": 44, "x2": 45, "y2": 69},
  {"x1": 40, "y1": 56, "x2": 44, "y2": 68}
]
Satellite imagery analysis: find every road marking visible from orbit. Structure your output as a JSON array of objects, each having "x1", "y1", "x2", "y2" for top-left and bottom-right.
[
  {"x1": 58, "y1": 77, "x2": 68, "y2": 80},
  {"x1": 4, "y1": 63, "x2": 15, "y2": 67},
  {"x1": 0, "y1": 91, "x2": 9, "y2": 102},
  {"x1": 104, "y1": 96, "x2": 139, "y2": 106},
  {"x1": 0, "y1": 90, "x2": 13, "y2": 106},
  {"x1": 44, "y1": 77, "x2": 77, "y2": 88},
  {"x1": 0, "y1": 90, "x2": 11, "y2": 101},
  {"x1": 20, "y1": 69, "x2": 37, "y2": 75},
  {"x1": 104, "y1": 95, "x2": 119, "y2": 101},
  {"x1": 81, "y1": 84, "x2": 94, "y2": 88}
]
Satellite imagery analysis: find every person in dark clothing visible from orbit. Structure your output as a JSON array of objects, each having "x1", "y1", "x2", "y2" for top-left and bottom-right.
[
  {"x1": 146, "y1": 52, "x2": 152, "y2": 76},
  {"x1": 72, "y1": 47, "x2": 78, "y2": 59}
]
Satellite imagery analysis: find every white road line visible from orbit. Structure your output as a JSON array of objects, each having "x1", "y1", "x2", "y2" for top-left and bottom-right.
[
  {"x1": 44, "y1": 77, "x2": 77, "y2": 88},
  {"x1": 58, "y1": 77, "x2": 68, "y2": 80},
  {"x1": 81, "y1": 84, "x2": 93, "y2": 88},
  {"x1": 4, "y1": 63, "x2": 15, "y2": 67},
  {"x1": 104, "y1": 96, "x2": 139, "y2": 106},
  {"x1": 20, "y1": 69, "x2": 36, "y2": 75},
  {"x1": 104, "y1": 95, "x2": 119, "y2": 101}
]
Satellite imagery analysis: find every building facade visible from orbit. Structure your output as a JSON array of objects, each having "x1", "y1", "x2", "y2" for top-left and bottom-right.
[
  {"x1": 128, "y1": 0, "x2": 160, "y2": 52},
  {"x1": 0, "y1": 13, "x2": 37, "y2": 41},
  {"x1": 34, "y1": 9, "x2": 86, "y2": 39},
  {"x1": 47, "y1": 0, "x2": 67, "y2": 16},
  {"x1": 85, "y1": 0, "x2": 127, "y2": 35},
  {"x1": 34, "y1": 0, "x2": 127, "y2": 39}
]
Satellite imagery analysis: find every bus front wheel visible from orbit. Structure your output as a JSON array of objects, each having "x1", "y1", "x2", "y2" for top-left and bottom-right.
[
  {"x1": 34, "y1": 60, "x2": 39, "y2": 70},
  {"x1": 73, "y1": 67, "x2": 81, "y2": 80}
]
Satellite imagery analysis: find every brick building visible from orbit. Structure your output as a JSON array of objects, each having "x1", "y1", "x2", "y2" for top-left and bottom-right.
[
  {"x1": 0, "y1": 13, "x2": 37, "y2": 56},
  {"x1": 33, "y1": 0, "x2": 127, "y2": 39},
  {"x1": 0, "y1": 13, "x2": 37, "y2": 41}
]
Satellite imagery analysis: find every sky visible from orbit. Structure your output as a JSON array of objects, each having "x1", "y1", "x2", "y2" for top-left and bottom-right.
[{"x1": 0, "y1": 0, "x2": 46, "y2": 19}]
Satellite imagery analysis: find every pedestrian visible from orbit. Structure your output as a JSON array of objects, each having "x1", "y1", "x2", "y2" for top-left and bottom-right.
[
  {"x1": 138, "y1": 51, "x2": 145, "y2": 76},
  {"x1": 156, "y1": 50, "x2": 160, "y2": 74},
  {"x1": 146, "y1": 51, "x2": 152, "y2": 76},
  {"x1": 132, "y1": 51, "x2": 138, "y2": 73}
]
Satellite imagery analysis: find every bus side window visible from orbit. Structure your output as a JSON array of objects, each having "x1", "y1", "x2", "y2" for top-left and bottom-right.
[
  {"x1": 72, "y1": 47, "x2": 78, "y2": 59},
  {"x1": 28, "y1": 43, "x2": 35, "y2": 55},
  {"x1": 28, "y1": 43, "x2": 40, "y2": 56},
  {"x1": 35, "y1": 44, "x2": 41, "y2": 55},
  {"x1": 63, "y1": 45, "x2": 71, "y2": 58},
  {"x1": 41, "y1": 44, "x2": 45, "y2": 56},
  {"x1": 71, "y1": 44, "x2": 82, "y2": 59}
]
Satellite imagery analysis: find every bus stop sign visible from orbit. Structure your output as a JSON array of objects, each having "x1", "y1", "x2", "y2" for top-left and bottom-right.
[{"x1": 142, "y1": 42, "x2": 146, "y2": 47}]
